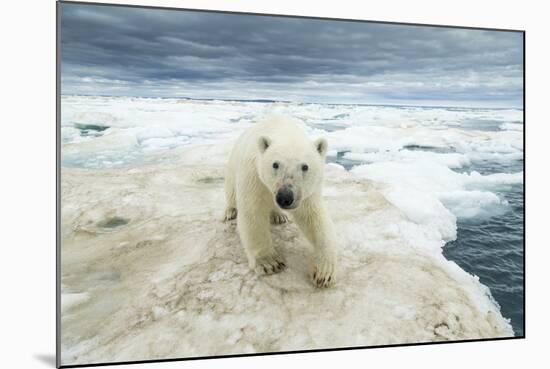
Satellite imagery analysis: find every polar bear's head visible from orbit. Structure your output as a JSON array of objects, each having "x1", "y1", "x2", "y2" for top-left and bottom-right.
[{"x1": 257, "y1": 135, "x2": 328, "y2": 210}]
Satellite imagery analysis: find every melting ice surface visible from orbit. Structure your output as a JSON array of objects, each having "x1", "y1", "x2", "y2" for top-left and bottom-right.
[{"x1": 60, "y1": 96, "x2": 523, "y2": 365}]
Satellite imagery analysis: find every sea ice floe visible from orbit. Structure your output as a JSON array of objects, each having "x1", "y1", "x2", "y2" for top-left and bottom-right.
[
  {"x1": 500, "y1": 122, "x2": 523, "y2": 131},
  {"x1": 351, "y1": 159, "x2": 522, "y2": 222}
]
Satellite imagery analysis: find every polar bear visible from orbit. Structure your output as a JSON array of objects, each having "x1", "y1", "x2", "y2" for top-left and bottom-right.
[{"x1": 224, "y1": 115, "x2": 337, "y2": 287}]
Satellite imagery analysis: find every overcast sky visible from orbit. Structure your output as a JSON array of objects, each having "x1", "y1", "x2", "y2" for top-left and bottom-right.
[{"x1": 60, "y1": 3, "x2": 524, "y2": 108}]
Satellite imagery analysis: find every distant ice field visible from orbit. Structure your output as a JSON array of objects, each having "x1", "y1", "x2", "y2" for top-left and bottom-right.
[{"x1": 61, "y1": 95, "x2": 524, "y2": 335}]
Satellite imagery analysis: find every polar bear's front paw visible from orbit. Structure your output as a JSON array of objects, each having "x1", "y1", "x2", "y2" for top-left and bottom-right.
[
  {"x1": 312, "y1": 256, "x2": 336, "y2": 288},
  {"x1": 254, "y1": 252, "x2": 286, "y2": 275},
  {"x1": 270, "y1": 211, "x2": 289, "y2": 225},
  {"x1": 224, "y1": 207, "x2": 237, "y2": 221}
]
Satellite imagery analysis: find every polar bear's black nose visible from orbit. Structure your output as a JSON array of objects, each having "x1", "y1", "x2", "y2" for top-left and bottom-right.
[{"x1": 276, "y1": 187, "x2": 294, "y2": 209}]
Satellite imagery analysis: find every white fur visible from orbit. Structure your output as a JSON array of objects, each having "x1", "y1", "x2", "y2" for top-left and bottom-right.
[{"x1": 224, "y1": 115, "x2": 338, "y2": 287}]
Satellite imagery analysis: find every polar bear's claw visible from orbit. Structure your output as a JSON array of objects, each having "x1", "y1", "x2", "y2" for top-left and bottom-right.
[
  {"x1": 270, "y1": 211, "x2": 289, "y2": 225},
  {"x1": 312, "y1": 258, "x2": 336, "y2": 288},
  {"x1": 224, "y1": 207, "x2": 237, "y2": 221},
  {"x1": 255, "y1": 253, "x2": 286, "y2": 275}
]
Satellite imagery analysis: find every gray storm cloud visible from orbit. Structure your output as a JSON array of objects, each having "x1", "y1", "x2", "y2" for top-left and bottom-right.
[{"x1": 60, "y1": 3, "x2": 523, "y2": 107}]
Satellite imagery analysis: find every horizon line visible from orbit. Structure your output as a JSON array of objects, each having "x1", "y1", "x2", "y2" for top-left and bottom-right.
[{"x1": 60, "y1": 93, "x2": 523, "y2": 111}]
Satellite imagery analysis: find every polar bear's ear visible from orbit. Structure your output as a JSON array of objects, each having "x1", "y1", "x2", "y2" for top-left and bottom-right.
[
  {"x1": 258, "y1": 136, "x2": 272, "y2": 153},
  {"x1": 314, "y1": 137, "x2": 328, "y2": 157}
]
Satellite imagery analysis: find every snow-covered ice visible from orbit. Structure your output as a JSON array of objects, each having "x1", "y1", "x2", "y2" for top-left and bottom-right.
[{"x1": 60, "y1": 96, "x2": 520, "y2": 365}]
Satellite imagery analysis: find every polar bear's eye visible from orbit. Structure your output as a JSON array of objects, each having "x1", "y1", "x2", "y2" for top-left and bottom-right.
[
  {"x1": 302, "y1": 164, "x2": 309, "y2": 172},
  {"x1": 273, "y1": 162, "x2": 279, "y2": 169}
]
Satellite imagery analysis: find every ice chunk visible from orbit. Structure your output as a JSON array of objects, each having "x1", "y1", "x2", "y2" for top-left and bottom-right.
[
  {"x1": 500, "y1": 122, "x2": 523, "y2": 131},
  {"x1": 344, "y1": 150, "x2": 471, "y2": 169},
  {"x1": 352, "y1": 160, "x2": 522, "y2": 222}
]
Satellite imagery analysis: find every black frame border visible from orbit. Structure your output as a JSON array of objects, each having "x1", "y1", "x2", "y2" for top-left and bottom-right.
[{"x1": 56, "y1": 1, "x2": 526, "y2": 368}]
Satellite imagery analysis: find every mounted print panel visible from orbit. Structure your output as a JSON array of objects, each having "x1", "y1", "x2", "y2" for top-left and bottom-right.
[{"x1": 57, "y1": 1, "x2": 524, "y2": 367}]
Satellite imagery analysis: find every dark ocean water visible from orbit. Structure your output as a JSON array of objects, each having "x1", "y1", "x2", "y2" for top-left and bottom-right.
[{"x1": 443, "y1": 157, "x2": 524, "y2": 336}]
